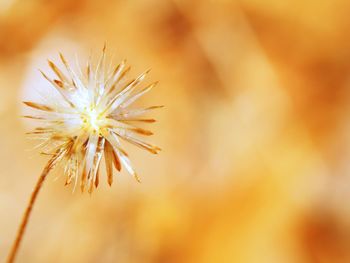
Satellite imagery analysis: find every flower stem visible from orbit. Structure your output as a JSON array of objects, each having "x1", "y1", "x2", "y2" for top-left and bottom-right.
[{"x1": 7, "y1": 158, "x2": 55, "y2": 263}]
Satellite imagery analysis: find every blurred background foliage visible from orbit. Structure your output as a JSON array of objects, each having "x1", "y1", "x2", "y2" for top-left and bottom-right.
[{"x1": 1, "y1": 0, "x2": 350, "y2": 262}]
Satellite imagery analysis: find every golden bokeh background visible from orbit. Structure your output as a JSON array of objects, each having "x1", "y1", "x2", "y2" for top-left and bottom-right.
[{"x1": 1, "y1": 0, "x2": 350, "y2": 262}]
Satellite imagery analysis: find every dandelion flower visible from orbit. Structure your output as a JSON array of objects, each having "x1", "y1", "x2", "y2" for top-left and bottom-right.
[
  {"x1": 7, "y1": 46, "x2": 161, "y2": 263},
  {"x1": 24, "y1": 46, "x2": 161, "y2": 192}
]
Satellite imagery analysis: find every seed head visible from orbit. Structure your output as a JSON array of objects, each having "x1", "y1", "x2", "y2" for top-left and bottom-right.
[{"x1": 24, "y1": 47, "x2": 161, "y2": 193}]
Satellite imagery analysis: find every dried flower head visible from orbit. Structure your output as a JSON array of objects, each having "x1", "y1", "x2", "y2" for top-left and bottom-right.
[{"x1": 24, "y1": 46, "x2": 161, "y2": 193}]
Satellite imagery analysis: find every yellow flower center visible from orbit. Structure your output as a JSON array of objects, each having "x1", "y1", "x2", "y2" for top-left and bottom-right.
[{"x1": 82, "y1": 106, "x2": 105, "y2": 132}]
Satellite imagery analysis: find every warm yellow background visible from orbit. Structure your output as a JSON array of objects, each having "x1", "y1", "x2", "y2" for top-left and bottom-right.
[{"x1": 1, "y1": 0, "x2": 350, "y2": 262}]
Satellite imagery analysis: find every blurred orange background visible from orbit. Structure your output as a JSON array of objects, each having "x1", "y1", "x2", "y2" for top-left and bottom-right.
[{"x1": 1, "y1": 0, "x2": 350, "y2": 262}]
